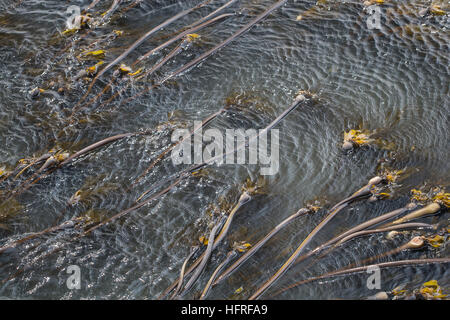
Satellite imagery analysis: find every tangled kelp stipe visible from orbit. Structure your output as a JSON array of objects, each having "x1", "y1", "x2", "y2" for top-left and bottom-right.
[{"x1": 0, "y1": 0, "x2": 448, "y2": 299}]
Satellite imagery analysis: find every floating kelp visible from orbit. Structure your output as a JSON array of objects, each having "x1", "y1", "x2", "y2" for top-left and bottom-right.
[
  {"x1": 411, "y1": 188, "x2": 432, "y2": 202},
  {"x1": 133, "y1": 12, "x2": 234, "y2": 67},
  {"x1": 382, "y1": 168, "x2": 404, "y2": 184},
  {"x1": 86, "y1": 61, "x2": 105, "y2": 76},
  {"x1": 337, "y1": 222, "x2": 433, "y2": 247},
  {"x1": 272, "y1": 259, "x2": 450, "y2": 298},
  {"x1": 79, "y1": 49, "x2": 106, "y2": 60},
  {"x1": 150, "y1": 0, "x2": 238, "y2": 45},
  {"x1": 1, "y1": 133, "x2": 137, "y2": 204},
  {"x1": 0, "y1": 166, "x2": 8, "y2": 177},
  {"x1": 61, "y1": 14, "x2": 92, "y2": 35},
  {"x1": 342, "y1": 127, "x2": 397, "y2": 152},
  {"x1": 429, "y1": 2, "x2": 448, "y2": 16},
  {"x1": 291, "y1": 202, "x2": 420, "y2": 267},
  {"x1": 424, "y1": 234, "x2": 446, "y2": 248},
  {"x1": 382, "y1": 202, "x2": 441, "y2": 227},
  {"x1": 344, "y1": 236, "x2": 427, "y2": 270},
  {"x1": 177, "y1": 217, "x2": 226, "y2": 297},
  {"x1": 363, "y1": 0, "x2": 385, "y2": 6},
  {"x1": 213, "y1": 206, "x2": 316, "y2": 287},
  {"x1": 78, "y1": 208, "x2": 110, "y2": 226},
  {"x1": 204, "y1": 193, "x2": 239, "y2": 218},
  {"x1": 433, "y1": 191, "x2": 450, "y2": 208},
  {"x1": 199, "y1": 239, "x2": 253, "y2": 300},
  {"x1": 0, "y1": 165, "x2": 13, "y2": 183},
  {"x1": 70, "y1": 10, "x2": 226, "y2": 116},
  {"x1": 91, "y1": 33, "x2": 199, "y2": 113},
  {"x1": 117, "y1": 0, "x2": 289, "y2": 107},
  {"x1": 0, "y1": 216, "x2": 88, "y2": 255},
  {"x1": 159, "y1": 188, "x2": 253, "y2": 299},
  {"x1": 342, "y1": 129, "x2": 375, "y2": 150},
  {"x1": 2, "y1": 151, "x2": 69, "y2": 200},
  {"x1": 200, "y1": 249, "x2": 238, "y2": 300},
  {"x1": 410, "y1": 187, "x2": 450, "y2": 208},
  {"x1": 391, "y1": 278, "x2": 450, "y2": 300},
  {"x1": 234, "y1": 241, "x2": 252, "y2": 253},
  {"x1": 84, "y1": 0, "x2": 102, "y2": 13},
  {"x1": 13, "y1": 153, "x2": 52, "y2": 180},
  {"x1": 0, "y1": 1, "x2": 448, "y2": 298},
  {"x1": 100, "y1": 0, "x2": 123, "y2": 21},
  {"x1": 170, "y1": 245, "x2": 200, "y2": 299},
  {"x1": 74, "y1": 0, "x2": 213, "y2": 110},
  {"x1": 249, "y1": 176, "x2": 384, "y2": 300},
  {"x1": 418, "y1": 280, "x2": 448, "y2": 299},
  {"x1": 137, "y1": 92, "x2": 308, "y2": 206},
  {"x1": 162, "y1": 172, "x2": 274, "y2": 300},
  {"x1": 368, "y1": 167, "x2": 405, "y2": 200},
  {"x1": 132, "y1": 98, "x2": 235, "y2": 187}
]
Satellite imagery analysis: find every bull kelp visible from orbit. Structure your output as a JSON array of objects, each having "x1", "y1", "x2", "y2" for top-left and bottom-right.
[{"x1": 0, "y1": 0, "x2": 448, "y2": 300}]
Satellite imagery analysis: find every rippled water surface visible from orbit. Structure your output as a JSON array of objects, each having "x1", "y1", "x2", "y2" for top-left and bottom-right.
[{"x1": 0, "y1": 0, "x2": 448, "y2": 299}]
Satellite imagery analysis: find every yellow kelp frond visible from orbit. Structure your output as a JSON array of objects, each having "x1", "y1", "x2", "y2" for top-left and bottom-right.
[
  {"x1": 118, "y1": 64, "x2": 132, "y2": 74},
  {"x1": 62, "y1": 15, "x2": 91, "y2": 35},
  {"x1": 424, "y1": 235, "x2": 445, "y2": 248},
  {"x1": 410, "y1": 187, "x2": 449, "y2": 206},
  {"x1": 62, "y1": 28, "x2": 79, "y2": 35},
  {"x1": 186, "y1": 33, "x2": 200, "y2": 42},
  {"x1": 0, "y1": 166, "x2": 7, "y2": 177},
  {"x1": 55, "y1": 152, "x2": 70, "y2": 163},
  {"x1": 344, "y1": 129, "x2": 374, "y2": 146},
  {"x1": 430, "y1": 5, "x2": 446, "y2": 15},
  {"x1": 343, "y1": 129, "x2": 377, "y2": 150},
  {"x1": 82, "y1": 50, "x2": 106, "y2": 59},
  {"x1": 419, "y1": 280, "x2": 447, "y2": 299},
  {"x1": 0, "y1": 165, "x2": 12, "y2": 182},
  {"x1": 128, "y1": 68, "x2": 142, "y2": 76},
  {"x1": 391, "y1": 288, "x2": 406, "y2": 296},
  {"x1": 199, "y1": 235, "x2": 209, "y2": 245},
  {"x1": 432, "y1": 191, "x2": 450, "y2": 208},
  {"x1": 29, "y1": 87, "x2": 44, "y2": 98},
  {"x1": 369, "y1": 168, "x2": 405, "y2": 199},
  {"x1": 411, "y1": 189, "x2": 428, "y2": 202},
  {"x1": 191, "y1": 168, "x2": 212, "y2": 179},
  {"x1": 364, "y1": 0, "x2": 385, "y2": 5},
  {"x1": 18, "y1": 158, "x2": 29, "y2": 165},
  {"x1": 86, "y1": 61, "x2": 104, "y2": 75},
  {"x1": 383, "y1": 168, "x2": 404, "y2": 183},
  {"x1": 77, "y1": 14, "x2": 92, "y2": 27},
  {"x1": 242, "y1": 176, "x2": 268, "y2": 195},
  {"x1": 233, "y1": 241, "x2": 252, "y2": 252}
]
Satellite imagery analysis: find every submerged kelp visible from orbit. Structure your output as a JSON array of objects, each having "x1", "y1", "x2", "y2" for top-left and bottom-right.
[{"x1": 0, "y1": 0, "x2": 448, "y2": 300}]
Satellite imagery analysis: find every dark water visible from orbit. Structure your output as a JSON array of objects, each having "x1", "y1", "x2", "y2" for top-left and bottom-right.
[{"x1": 0, "y1": 0, "x2": 448, "y2": 299}]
